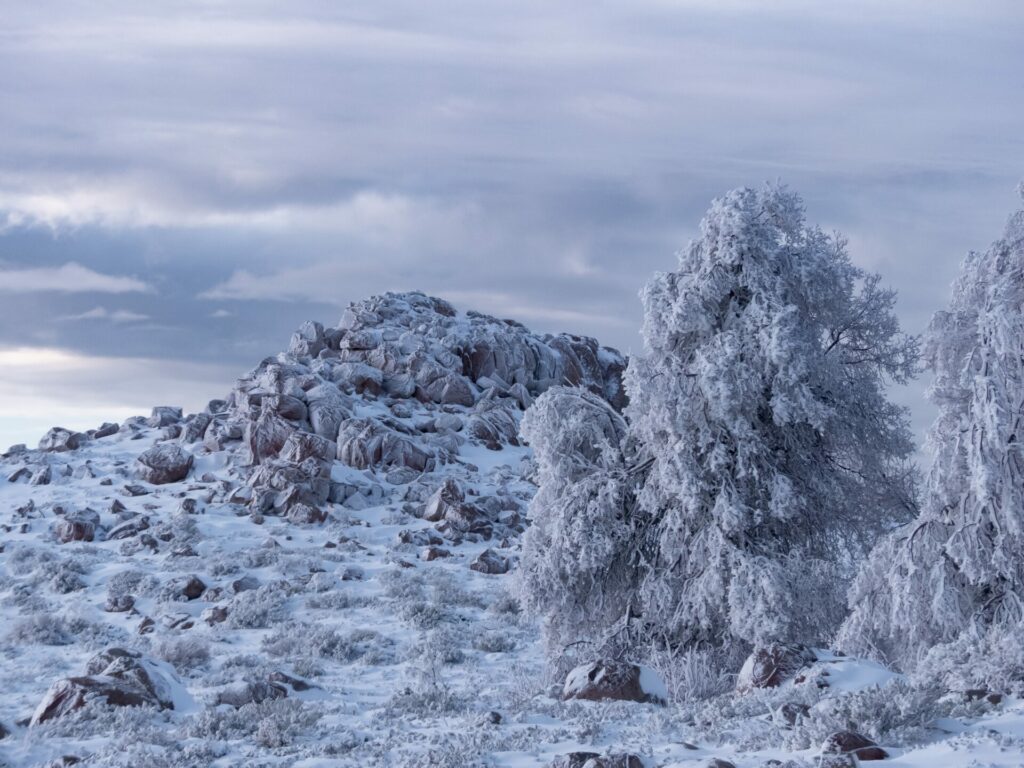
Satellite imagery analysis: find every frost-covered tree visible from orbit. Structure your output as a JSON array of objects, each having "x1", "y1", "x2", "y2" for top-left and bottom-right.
[
  {"x1": 624, "y1": 184, "x2": 919, "y2": 654},
  {"x1": 515, "y1": 387, "x2": 639, "y2": 660},
  {"x1": 840, "y1": 191, "x2": 1024, "y2": 671},
  {"x1": 519, "y1": 184, "x2": 920, "y2": 664}
]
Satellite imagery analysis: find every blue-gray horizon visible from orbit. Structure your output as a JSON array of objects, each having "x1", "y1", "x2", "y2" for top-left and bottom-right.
[{"x1": 0, "y1": 1, "x2": 1022, "y2": 450}]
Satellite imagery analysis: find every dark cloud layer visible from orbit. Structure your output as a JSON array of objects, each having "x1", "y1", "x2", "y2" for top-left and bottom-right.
[{"x1": 1, "y1": 1, "x2": 1022, "y2": 447}]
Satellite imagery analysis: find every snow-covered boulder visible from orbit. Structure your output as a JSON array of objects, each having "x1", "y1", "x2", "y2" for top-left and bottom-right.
[
  {"x1": 135, "y1": 444, "x2": 194, "y2": 485},
  {"x1": 38, "y1": 427, "x2": 84, "y2": 453},
  {"x1": 562, "y1": 660, "x2": 667, "y2": 705},
  {"x1": 147, "y1": 406, "x2": 182, "y2": 428},
  {"x1": 736, "y1": 643, "x2": 816, "y2": 692},
  {"x1": 469, "y1": 548, "x2": 511, "y2": 574},
  {"x1": 821, "y1": 731, "x2": 887, "y2": 761},
  {"x1": 421, "y1": 478, "x2": 465, "y2": 522},
  {"x1": 31, "y1": 648, "x2": 179, "y2": 726},
  {"x1": 336, "y1": 418, "x2": 434, "y2": 473}
]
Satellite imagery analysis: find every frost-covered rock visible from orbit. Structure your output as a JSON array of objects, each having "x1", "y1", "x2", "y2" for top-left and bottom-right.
[
  {"x1": 54, "y1": 516, "x2": 96, "y2": 544},
  {"x1": 469, "y1": 548, "x2": 511, "y2": 575},
  {"x1": 215, "y1": 680, "x2": 287, "y2": 708},
  {"x1": 39, "y1": 427, "x2": 84, "y2": 452},
  {"x1": 421, "y1": 478, "x2": 465, "y2": 522},
  {"x1": 136, "y1": 444, "x2": 194, "y2": 485},
  {"x1": 821, "y1": 731, "x2": 887, "y2": 761},
  {"x1": 31, "y1": 648, "x2": 177, "y2": 725},
  {"x1": 736, "y1": 643, "x2": 816, "y2": 692},
  {"x1": 562, "y1": 660, "x2": 666, "y2": 705},
  {"x1": 336, "y1": 418, "x2": 434, "y2": 473},
  {"x1": 550, "y1": 755, "x2": 644, "y2": 768},
  {"x1": 147, "y1": 406, "x2": 183, "y2": 428}
]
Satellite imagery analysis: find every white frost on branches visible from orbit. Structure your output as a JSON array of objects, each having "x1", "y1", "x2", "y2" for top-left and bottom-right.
[
  {"x1": 841, "y1": 192, "x2": 1024, "y2": 671},
  {"x1": 515, "y1": 387, "x2": 638, "y2": 659},
  {"x1": 519, "y1": 184, "x2": 920, "y2": 663}
]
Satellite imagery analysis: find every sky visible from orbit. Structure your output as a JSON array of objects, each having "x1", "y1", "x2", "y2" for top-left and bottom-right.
[{"x1": 1, "y1": 1, "x2": 1022, "y2": 451}]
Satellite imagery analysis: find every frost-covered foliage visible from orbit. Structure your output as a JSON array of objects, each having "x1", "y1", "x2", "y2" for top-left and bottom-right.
[
  {"x1": 515, "y1": 386, "x2": 638, "y2": 658},
  {"x1": 520, "y1": 185, "x2": 919, "y2": 663},
  {"x1": 842, "y1": 193, "x2": 1024, "y2": 672},
  {"x1": 624, "y1": 185, "x2": 919, "y2": 652}
]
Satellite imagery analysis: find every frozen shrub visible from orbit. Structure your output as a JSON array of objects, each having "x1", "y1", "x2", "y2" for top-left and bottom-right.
[
  {"x1": 472, "y1": 630, "x2": 515, "y2": 654},
  {"x1": 486, "y1": 591, "x2": 521, "y2": 616},
  {"x1": 107, "y1": 569, "x2": 161, "y2": 599},
  {"x1": 913, "y1": 621, "x2": 1024, "y2": 696},
  {"x1": 262, "y1": 622, "x2": 395, "y2": 665},
  {"x1": 646, "y1": 647, "x2": 736, "y2": 705},
  {"x1": 241, "y1": 546, "x2": 280, "y2": 569},
  {"x1": 51, "y1": 564, "x2": 87, "y2": 594},
  {"x1": 408, "y1": 627, "x2": 465, "y2": 666},
  {"x1": 306, "y1": 590, "x2": 366, "y2": 611},
  {"x1": 386, "y1": 658, "x2": 467, "y2": 717},
  {"x1": 789, "y1": 679, "x2": 948, "y2": 750},
  {"x1": 186, "y1": 697, "x2": 321, "y2": 748},
  {"x1": 380, "y1": 568, "x2": 426, "y2": 602},
  {"x1": 399, "y1": 599, "x2": 450, "y2": 630},
  {"x1": 7, "y1": 613, "x2": 73, "y2": 645},
  {"x1": 426, "y1": 570, "x2": 486, "y2": 609},
  {"x1": 227, "y1": 582, "x2": 291, "y2": 629},
  {"x1": 207, "y1": 555, "x2": 243, "y2": 578},
  {"x1": 306, "y1": 571, "x2": 337, "y2": 593},
  {"x1": 4, "y1": 544, "x2": 57, "y2": 576},
  {"x1": 154, "y1": 635, "x2": 211, "y2": 671}
]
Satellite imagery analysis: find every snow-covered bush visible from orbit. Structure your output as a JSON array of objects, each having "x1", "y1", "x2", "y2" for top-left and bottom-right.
[
  {"x1": 6, "y1": 612, "x2": 74, "y2": 645},
  {"x1": 154, "y1": 635, "x2": 211, "y2": 671},
  {"x1": 840, "y1": 190, "x2": 1024, "y2": 673},
  {"x1": 186, "y1": 697, "x2": 321, "y2": 748},
  {"x1": 515, "y1": 386, "x2": 637, "y2": 658},
  {"x1": 645, "y1": 646, "x2": 735, "y2": 705},
  {"x1": 262, "y1": 622, "x2": 396, "y2": 665},
  {"x1": 226, "y1": 582, "x2": 291, "y2": 629},
  {"x1": 472, "y1": 629, "x2": 516, "y2": 654}
]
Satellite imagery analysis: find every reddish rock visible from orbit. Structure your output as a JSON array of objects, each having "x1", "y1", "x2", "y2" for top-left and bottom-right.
[
  {"x1": 421, "y1": 546, "x2": 451, "y2": 561},
  {"x1": 736, "y1": 643, "x2": 816, "y2": 692},
  {"x1": 562, "y1": 659, "x2": 665, "y2": 705},
  {"x1": 31, "y1": 648, "x2": 174, "y2": 726},
  {"x1": 822, "y1": 731, "x2": 887, "y2": 761},
  {"x1": 135, "y1": 444, "x2": 194, "y2": 485},
  {"x1": 180, "y1": 576, "x2": 206, "y2": 600},
  {"x1": 469, "y1": 548, "x2": 510, "y2": 575},
  {"x1": 54, "y1": 519, "x2": 95, "y2": 544}
]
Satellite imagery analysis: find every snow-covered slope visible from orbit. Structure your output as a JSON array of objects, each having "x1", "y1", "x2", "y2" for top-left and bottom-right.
[{"x1": 1, "y1": 291, "x2": 1022, "y2": 768}]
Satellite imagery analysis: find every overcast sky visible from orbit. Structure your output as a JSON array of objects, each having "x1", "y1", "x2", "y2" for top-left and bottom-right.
[{"x1": 1, "y1": 1, "x2": 1022, "y2": 450}]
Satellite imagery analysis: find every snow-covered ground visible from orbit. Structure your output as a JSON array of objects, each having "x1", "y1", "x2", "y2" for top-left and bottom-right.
[{"x1": 1, "y1": 422, "x2": 1023, "y2": 768}]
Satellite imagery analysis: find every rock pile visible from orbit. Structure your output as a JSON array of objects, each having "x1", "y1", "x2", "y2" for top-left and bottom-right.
[{"x1": 211, "y1": 292, "x2": 626, "y2": 524}]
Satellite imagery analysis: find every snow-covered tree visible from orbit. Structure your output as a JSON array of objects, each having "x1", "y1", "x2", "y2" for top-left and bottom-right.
[
  {"x1": 515, "y1": 387, "x2": 639, "y2": 660},
  {"x1": 840, "y1": 190, "x2": 1024, "y2": 671},
  {"x1": 519, "y1": 184, "x2": 920, "y2": 664},
  {"x1": 625, "y1": 185, "x2": 919, "y2": 654}
]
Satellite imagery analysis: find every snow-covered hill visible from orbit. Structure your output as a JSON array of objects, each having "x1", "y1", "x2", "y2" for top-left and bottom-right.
[{"x1": 1, "y1": 292, "x2": 1022, "y2": 768}]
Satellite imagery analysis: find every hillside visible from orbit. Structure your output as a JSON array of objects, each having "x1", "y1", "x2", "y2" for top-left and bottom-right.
[{"x1": 0, "y1": 292, "x2": 1021, "y2": 768}]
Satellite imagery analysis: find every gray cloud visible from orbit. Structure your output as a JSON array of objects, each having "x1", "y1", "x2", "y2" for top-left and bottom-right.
[
  {"x1": 0, "y1": 262, "x2": 152, "y2": 294},
  {"x1": 0, "y1": 1, "x2": 1022, "y2": 448}
]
